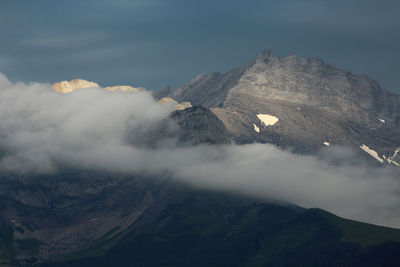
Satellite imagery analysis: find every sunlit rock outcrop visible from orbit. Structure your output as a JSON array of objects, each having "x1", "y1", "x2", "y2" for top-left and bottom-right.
[
  {"x1": 53, "y1": 79, "x2": 146, "y2": 93},
  {"x1": 53, "y1": 79, "x2": 100, "y2": 93},
  {"x1": 158, "y1": 97, "x2": 192, "y2": 111}
]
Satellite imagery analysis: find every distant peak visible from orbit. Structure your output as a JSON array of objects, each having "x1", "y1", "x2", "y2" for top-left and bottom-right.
[
  {"x1": 52, "y1": 79, "x2": 146, "y2": 94},
  {"x1": 53, "y1": 79, "x2": 99, "y2": 93}
]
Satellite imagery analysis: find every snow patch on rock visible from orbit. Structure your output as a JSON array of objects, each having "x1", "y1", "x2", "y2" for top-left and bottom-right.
[
  {"x1": 360, "y1": 144, "x2": 384, "y2": 163},
  {"x1": 257, "y1": 114, "x2": 279, "y2": 127},
  {"x1": 386, "y1": 148, "x2": 400, "y2": 166},
  {"x1": 253, "y1": 124, "x2": 260, "y2": 133},
  {"x1": 378, "y1": 117, "x2": 385, "y2": 123}
]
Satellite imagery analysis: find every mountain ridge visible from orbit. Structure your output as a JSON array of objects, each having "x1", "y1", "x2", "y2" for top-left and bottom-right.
[{"x1": 161, "y1": 49, "x2": 400, "y2": 165}]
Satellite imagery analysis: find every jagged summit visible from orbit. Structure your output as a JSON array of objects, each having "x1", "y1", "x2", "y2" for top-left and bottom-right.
[{"x1": 53, "y1": 79, "x2": 146, "y2": 94}]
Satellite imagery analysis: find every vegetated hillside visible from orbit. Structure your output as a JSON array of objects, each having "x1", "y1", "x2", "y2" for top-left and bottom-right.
[{"x1": 38, "y1": 189, "x2": 400, "y2": 267}]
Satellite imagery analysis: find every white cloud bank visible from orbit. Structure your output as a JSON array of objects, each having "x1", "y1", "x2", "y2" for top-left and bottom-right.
[{"x1": 1, "y1": 73, "x2": 400, "y2": 228}]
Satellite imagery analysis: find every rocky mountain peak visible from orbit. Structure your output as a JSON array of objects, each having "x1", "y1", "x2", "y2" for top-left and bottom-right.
[
  {"x1": 227, "y1": 50, "x2": 399, "y2": 123},
  {"x1": 160, "y1": 49, "x2": 400, "y2": 164},
  {"x1": 168, "y1": 49, "x2": 400, "y2": 125}
]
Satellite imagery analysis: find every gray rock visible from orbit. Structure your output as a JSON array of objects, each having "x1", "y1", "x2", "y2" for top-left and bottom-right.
[
  {"x1": 153, "y1": 85, "x2": 172, "y2": 100},
  {"x1": 171, "y1": 106, "x2": 231, "y2": 145},
  {"x1": 170, "y1": 59, "x2": 255, "y2": 108}
]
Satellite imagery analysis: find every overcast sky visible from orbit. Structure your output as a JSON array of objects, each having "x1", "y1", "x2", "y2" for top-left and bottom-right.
[{"x1": 1, "y1": 0, "x2": 399, "y2": 92}]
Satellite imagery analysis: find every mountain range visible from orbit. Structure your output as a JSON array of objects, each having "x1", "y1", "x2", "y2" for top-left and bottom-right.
[{"x1": 0, "y1": 49, "x2": 400, "y2": 266}]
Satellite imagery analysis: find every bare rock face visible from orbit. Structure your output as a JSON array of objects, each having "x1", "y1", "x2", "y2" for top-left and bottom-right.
[
  {"x1": 170, "y1": 58, "x2": 256, "y2": 108},
  {"x1": 164, "y1": 49, "x2": 400, "y2": 164},
  {"x1": 134, "y1": 106, "x2": 231, "y2": 147},
  {"x1": 171, "y1": 106, "x2": 231, "y2": 144}
]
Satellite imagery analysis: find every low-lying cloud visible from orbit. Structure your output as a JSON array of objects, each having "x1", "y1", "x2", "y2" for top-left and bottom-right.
[{"x1": 1, "y1": 72, "x2": 400, "y2": 228}]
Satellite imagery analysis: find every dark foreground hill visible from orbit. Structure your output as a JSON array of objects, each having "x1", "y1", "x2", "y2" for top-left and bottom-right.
[{"x1": 36, "y1": 188, "x2": 400, "y2": 267}]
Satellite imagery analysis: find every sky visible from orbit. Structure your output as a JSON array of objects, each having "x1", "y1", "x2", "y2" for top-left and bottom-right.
[{"x1": 0, "y1": 0, "x2": 400, "y2": 92}]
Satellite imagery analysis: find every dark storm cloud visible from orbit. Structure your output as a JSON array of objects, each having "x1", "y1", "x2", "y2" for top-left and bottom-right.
[
  {"x1": 1, "y1": 73, "x2": 400, "y2": 228},
  {"x1": 0, "y1": 0, "x2": 399, "y2": 92}
]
